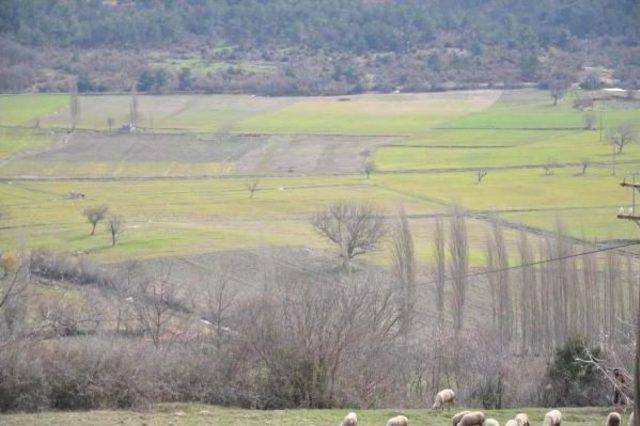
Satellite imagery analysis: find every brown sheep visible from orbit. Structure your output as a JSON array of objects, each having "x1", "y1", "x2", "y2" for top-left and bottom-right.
[
  {"x1": 515, "y1": 413, "x2": 530, "y2": 426},
  {"x1": 432, "y1": 388, "x2": 456, "y2": 409},
  {"x1": 605, "y1": 412, "x2": 621, "y2": 426},
  {"x1": 543, "y1": 409, "x2": 562, "y2": 426},
  {"x1": 342, "y1": 412, "x2": 358, "y2": 426},
  {"x1": 386, "y1": 415, "x2": 409, "y2": 426},
  {"x1": 458, "y1": 411, "x2": 486, "y2": 426},
  {"x1": 452, "y1": 411, "x2": 472, "y2": 426}
]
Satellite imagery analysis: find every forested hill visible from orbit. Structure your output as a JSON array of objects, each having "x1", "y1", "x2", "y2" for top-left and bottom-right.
[
  {"x1": 1, "y1": 0, "x2": 639, "y2": 94},
  {"x1": 2, "y1": 0, "x2": 639, "y2": 50}
]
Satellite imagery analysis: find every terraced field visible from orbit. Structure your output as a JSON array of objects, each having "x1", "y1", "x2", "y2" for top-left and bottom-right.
[{"x1": 0, "y1": 89, "x2": 639, "y2": 264}]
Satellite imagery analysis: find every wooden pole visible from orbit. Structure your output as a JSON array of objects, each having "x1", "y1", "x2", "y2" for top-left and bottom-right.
[{"x1": 635, "y1": 281, "x2": 640, "y2": 425}]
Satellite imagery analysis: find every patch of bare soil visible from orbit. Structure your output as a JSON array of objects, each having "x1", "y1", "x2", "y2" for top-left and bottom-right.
[
  {"x1": 25, "y1": 131, "x2": 267, "y2": 163},
  {"x1": 236, "y1": 134, "x2": 403, "y2": 174}
]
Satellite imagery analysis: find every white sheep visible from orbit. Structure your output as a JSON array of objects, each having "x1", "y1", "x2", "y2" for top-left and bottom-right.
[
  {"x1": 605, "y1": 412, "x2": 621, "y2": 426},
  {"x1": 458, "y1": 411, "x2": 486, "y2": 426},
  {"x1": 543, "y1": 409, "x2": 562, "y2": 426},
  {"x1": 386, "y1": 414, "x2": 409, "y2": 426},
  {"x1": 452, "y1": 411, "x2": 472, "y2": 426},
  {"x1": 505, "y1": 420, "x2": 518, "y2": 426},
  {"x1": 432, "y1": 388, "x2": 456, "y2": 409},
  {"x1": 515, "y1": 413, "x2": 530, "y2": 426},
  {"x1": 342, "y1": 412, "x2": 358, "y2": 426},
  {"x1": 483, "y1": 418, "x2": 500, "y2": 426}
]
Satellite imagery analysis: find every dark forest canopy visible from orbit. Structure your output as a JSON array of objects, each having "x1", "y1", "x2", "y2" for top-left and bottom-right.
[{"x1": 1, "y1": 0, "x2": 638, "y2": 51}]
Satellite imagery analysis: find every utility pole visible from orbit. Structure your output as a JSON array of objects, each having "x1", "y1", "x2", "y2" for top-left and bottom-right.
[{"x1": 617, "y1": 177, "x2": 640, "y2": 425}]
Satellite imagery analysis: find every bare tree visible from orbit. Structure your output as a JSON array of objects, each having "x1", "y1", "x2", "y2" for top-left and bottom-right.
[
  {"x1": 548, "y1": 75, "x2": 572, "y2": 106},
  {"x1": 204, "y1": 267, "x2": 238, "y2": 351},
  {"x1": 129, "y1": 84, "x2": 139, "y2": 127},
  {"x1": 580, "y1": 159, "x2": 591, "y2": 175},
  {"x1": 477, "y1": 169, "x2": 488, "y2": 184},
  {"x1": 132, "y1": 264, "x2": 181, "y2": 349},
  {"x1": 107, "y1": 117, "x2": 114, "y2": 134},
  {"x1": 391, "y1": 205, "x2": 415, "y2": 338},
  {"x1": 106, "y1": 215, "x2": 124, "y2": 246},
  {"x1": 245, "y1": 179, "x2": 260, "y2": 199},
  {"x1": 433, "y1": 217, "x2": 446, "y2": 329},
  {"x1": 0, "y1": 254, "x2": 29, "y2": 342},
  {"x1": 583, "y1": 113, "x2": 596, "y2": 130},
  {"x1": 486, "y1": 219, "x2": 512, "y2": 348},
  {"x1": 311, "y1": 200, "x2": 386, "y2": 269},
  {"x1": 608, "y1": 123, "x2": 638, "y2": 154},
  {"x1": 69, "y1": 79, "x2": 80, "y2": 130},
  {"x1": 364, "y1": 160, "x2": 376, "y2": 179},
  {"x1": 82, "y1": 204, "x2": 109, "y2": 236},
  {"x1": 448, "y1": 206, "x2": 469, "y2": 333}
]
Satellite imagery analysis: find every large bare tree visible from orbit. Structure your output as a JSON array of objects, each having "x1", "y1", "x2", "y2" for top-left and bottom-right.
[
  {"x1": 391, "y1": 205, "x2": 415, "y2": 338},
  {"x1": 106, "y1": 215, "x2": 124, "y2": 246},
  {"x1": 83, "y1": 204, "x2": 109, "y2": 236},
  {"x1": 608, "y1": 123, "x2": 638, "y2": 154},
  {"x1": 69, "y1": 79, "x2": 80, "y2": 130},
  {"x1": 448, "y1": 206, "x2": 468, "y2": 333},
  {"x1": 311, "y1": 200, "x2": 386, "y2": 269}
]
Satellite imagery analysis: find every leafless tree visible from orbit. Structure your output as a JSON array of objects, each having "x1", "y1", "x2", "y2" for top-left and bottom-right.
[
  {"x1": 106, "y1": 215, "x2": 124, "y2": 246},
  {"x1": 107, "y1": 117, "x2": 114, "y2": 134},
  {"x1": 82, "y1": 204, "x2": 109, "y2": 236},
  {"x1": 548, "y1": 75, "x2": 572, "y2": 106},
  {"x1": 583, "y1": 113, "x2": 597, "y2": 130},
  {"x1": 580, "y1": 159, "x2": 591, "y2": 175},
  {"x1": 433, "y1": 217, "x2": 446, "y2": 329},
  {"x1": 364, "y1": 160, "x2": 376, "y2": 179},
  {"x1": 486, "y1": 219, "x2": 512, "y2": 348},
  {"x1": 0, "y1": 254, "x2": 30, "y2": 344},
  {"x1": 311, "y1": 200, "x2": 386, "y2": 269},
  {"x1": 132, "y1": 263, "x2": 183, "y2": 350},
  {"x1": 448, "y1": 206, "x2": 469, "y2": 333},
  {"x1": 203, "y1": 267, "x2": 238, "y2": 351},
  {"x1": 245, "y1": 179, "x2": 260, "y2": 199},
  {"x1": 129, "y1": 84, "x2": 139, "y2": 127},
  {"x1": 69, "y1": 79, "x2": 80, "y2": 130},
  {"x1": 608, "y1": 123, "x2": 638, "y2": 154},
  {"x1": 476, "y1": 169, "x2": 488, "y2": 184},
  {"x1": 391, "y1": 205, "x2": 415, "y2": 338}
]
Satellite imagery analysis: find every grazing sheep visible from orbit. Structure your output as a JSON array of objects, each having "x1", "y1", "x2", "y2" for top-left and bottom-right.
[
  {"x1": 458, "y1": 411, "x2": 486, "y2": 426},
  {"x1": 342, "y1": 412, "x2": 358, "y2": 426},
  {"x1": 452, "y1": 411, "x2": 472, "y2": 426},
  {"x1": 515, "y1": 413, "x2": 530, "y2": 426},
  {"x1": 432, "y1": 388, "x2": 456, "y2": 409},
  {"x1": 543, "y1": 409, "x2": 562, "y2": 426},
  {"x1": 505, "y1": 420, "x2": 518, "y2": 426},
  {"x1": 483, "y1": 418, "x2": 500, "y2": 426},
  {"x1": 605, "y1": 412, "x2": 621, "y2": 426},
  {"x1": 386, "y1": 415, "x2": 409, "y2": 426}
]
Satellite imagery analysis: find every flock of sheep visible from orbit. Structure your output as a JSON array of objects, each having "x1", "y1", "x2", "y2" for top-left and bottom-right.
[{"x1": 340, "y1": 389, "x2": 632, "y2": 426}]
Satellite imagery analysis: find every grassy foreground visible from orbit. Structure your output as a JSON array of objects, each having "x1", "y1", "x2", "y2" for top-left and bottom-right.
[{"x1": 0, "y1": 404, "x2": 625, "y2": 425}]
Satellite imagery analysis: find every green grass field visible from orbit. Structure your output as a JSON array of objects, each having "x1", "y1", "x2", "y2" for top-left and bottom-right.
[
  {"x1": 0, "y1": 89, "x2": 638, "y2": 264},
  {"x1": 0, "y1": 404, "x2": 625, "y2": 425}
]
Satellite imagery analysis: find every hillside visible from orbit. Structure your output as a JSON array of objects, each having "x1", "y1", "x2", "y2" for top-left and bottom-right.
[{"x1": 1, "y1": 0, "x2": 639, "y2": 94}]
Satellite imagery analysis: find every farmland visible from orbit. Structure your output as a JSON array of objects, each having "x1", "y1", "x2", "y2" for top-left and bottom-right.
[{"x1": 0, "y1": 89, "x2": 639, "y2": 264}]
